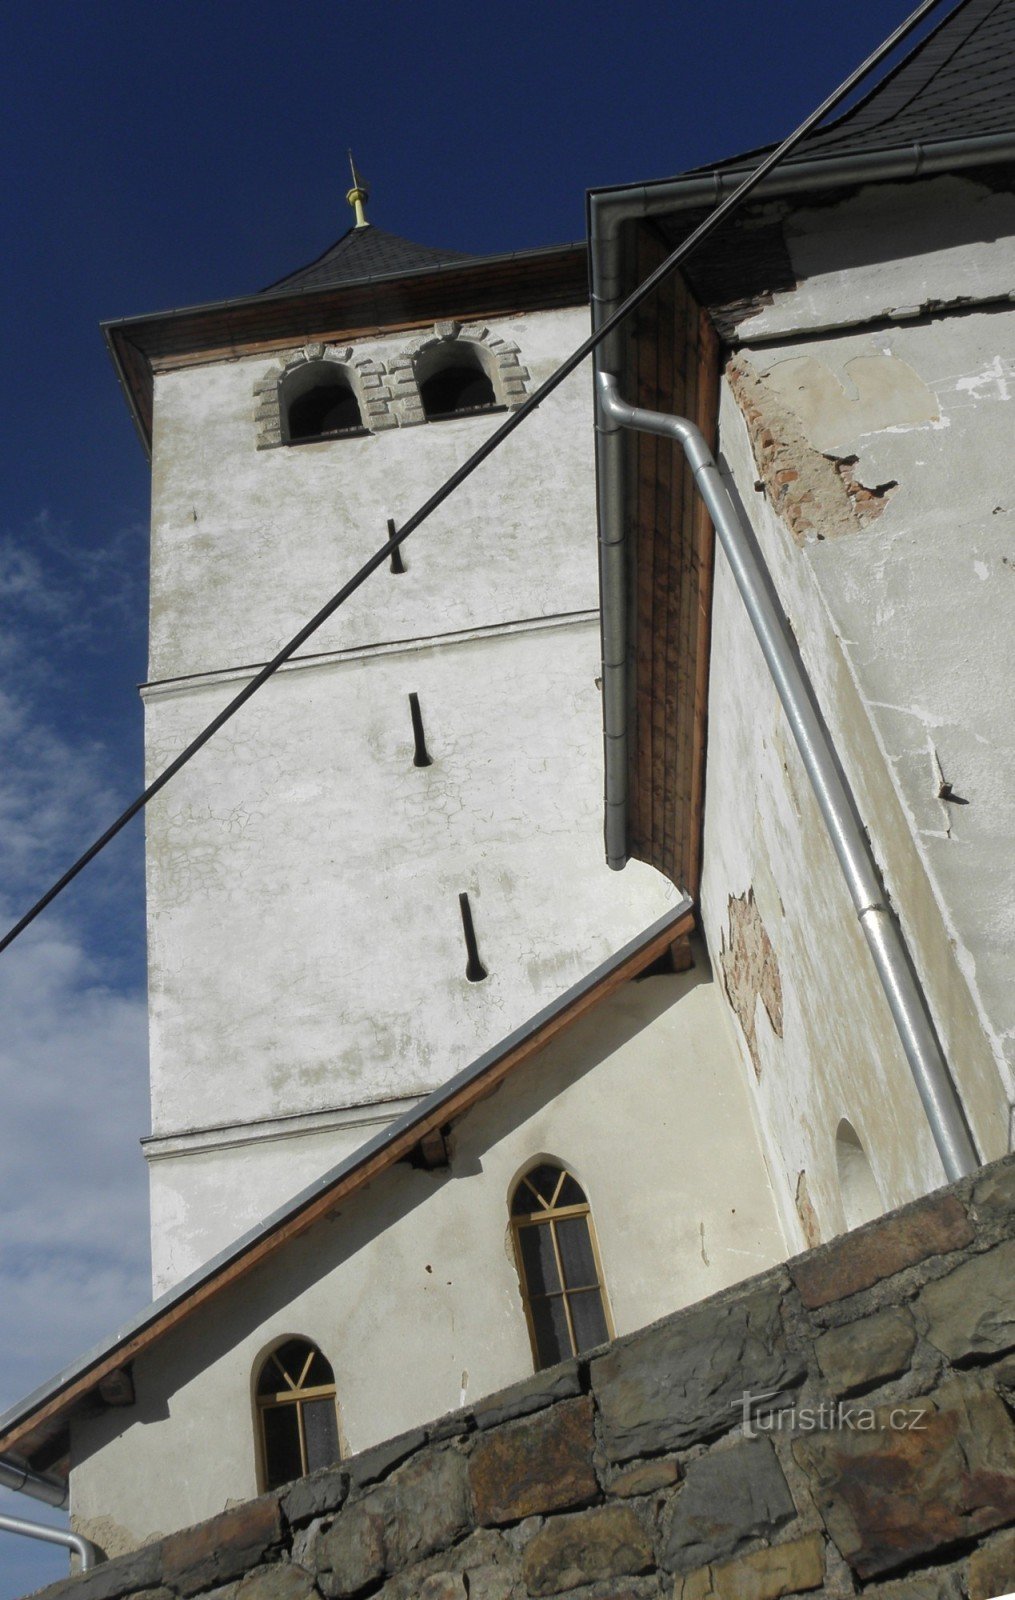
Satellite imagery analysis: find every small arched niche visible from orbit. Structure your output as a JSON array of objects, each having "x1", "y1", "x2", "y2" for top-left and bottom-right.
[
  {"x1": 835, "y1": 1119, "x2": 883, "y2": 1230},
  {"x1": 281, "y1": 361, "x2": 367, "y2": 443},
  {"x1": 415, "y1": 341, "x2": 500, "y2": 421}
]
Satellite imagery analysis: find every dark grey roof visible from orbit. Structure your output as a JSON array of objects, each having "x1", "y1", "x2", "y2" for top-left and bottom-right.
[
  {"x1": 707, "y1": 0, "x2": 1015, "y2": 172},
  {"x1": 260, "y1": 224, "x2": 477, "y2": 295}
]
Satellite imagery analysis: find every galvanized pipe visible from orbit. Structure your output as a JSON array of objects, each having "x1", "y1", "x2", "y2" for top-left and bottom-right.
[
  {"x1": 0, "y1": 1453, "x2": 68, "y2": 1508},
  {"x1": 597, "y1": 371, "x2": 979, "y2": 1183},
  {"x1": 0, "y1": 1509, "x2": 97, "y2": 1572}
]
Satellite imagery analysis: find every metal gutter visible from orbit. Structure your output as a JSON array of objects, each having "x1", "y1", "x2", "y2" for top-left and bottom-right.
[
  {"x1": 0, "y1": 900, "x2": 692, "y2": 1459},
  {"x1": 0, "y1": 1508, "x2": 97, "y2": 1572},
  {"x1": 0, "y1": 1454, "x2": 68, "y2": 1507},
  {"x1": 589, "y1": 130, "x2": 1015, "y2": 870},
  {"x1": 597, "y1": 373, "x2": 978, "y2": 1183}
]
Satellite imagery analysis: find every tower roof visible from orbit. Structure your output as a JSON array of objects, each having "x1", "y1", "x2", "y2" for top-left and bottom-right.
[
  {"x1": 260, "y1": 223, "x2": 478, "y2": 297},
  {"x1": 705, "y1": 0, "x2": 1015, "y2": 171}
]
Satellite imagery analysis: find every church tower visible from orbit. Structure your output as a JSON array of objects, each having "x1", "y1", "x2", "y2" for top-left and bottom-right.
[{"x1": 106, "y1": 189, "x2": 676, "y2": 1293}]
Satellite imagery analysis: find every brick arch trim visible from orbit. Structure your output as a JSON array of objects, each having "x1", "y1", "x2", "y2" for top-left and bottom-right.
[
  {"x1": 390, "y1": 321, "x2": 531, "y2": 426},
  {"x1": 253, "y1": 343, "x2": 396, "y2": 449}
]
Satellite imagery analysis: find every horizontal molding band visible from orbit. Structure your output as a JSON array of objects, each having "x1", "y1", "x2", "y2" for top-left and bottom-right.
[{"x1": 141, "y1": 609, "x2": 599, "y2": 699}]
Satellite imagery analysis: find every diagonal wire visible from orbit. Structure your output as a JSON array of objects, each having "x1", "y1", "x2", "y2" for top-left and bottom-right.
[{"x1": 0, "y1": 0, "x2": 948, "y2": 958}]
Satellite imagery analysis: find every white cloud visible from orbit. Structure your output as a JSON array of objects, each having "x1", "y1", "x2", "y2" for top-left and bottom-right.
[{"x1": 0, "y1": 523, "x2": 152, "y2": 1418}]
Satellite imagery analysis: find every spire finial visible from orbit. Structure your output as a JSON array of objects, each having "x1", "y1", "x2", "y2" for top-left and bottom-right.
[{"x1": 346, "y1": 151, "x2": 370, "y2": 229}]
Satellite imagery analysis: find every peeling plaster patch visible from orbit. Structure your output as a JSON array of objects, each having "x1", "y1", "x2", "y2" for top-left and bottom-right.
[
  {"x1": 758, "y1": 353, "x2": 940, "y2": 453},
  {"x1": 728, "y1": 358, "x2": 897, "y2": 548},
  {"x1": 955, "y1": 354, "x2": 1012, "y2": 404},
  {"x1": 719, "y1": 888, "x2": 783, "y2": 1079},
  {"x1": 795, "y1": 1171, "x2": 822, "y2": 1249}
]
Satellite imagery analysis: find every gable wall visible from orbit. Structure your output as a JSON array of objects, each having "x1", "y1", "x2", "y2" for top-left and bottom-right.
[
  {"x1": 68, "y1": 967, "x2": 786, "y2": 1555},
  {"x1": 699, "y1": 175, "x2": 1015, "y2": 1250}
]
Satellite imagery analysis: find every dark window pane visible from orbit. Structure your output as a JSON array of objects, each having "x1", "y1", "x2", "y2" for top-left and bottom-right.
[
  {"x1": 511, "y1": 1180, "x2": 537, "y2": 1216},
  {"x1": 262, "y1": 1404, "x2": 303, "y2": 1489},
  {"x1": 555, "y1": 1216, "x2": 598, "y2": 1290},
  {"x1": 304, "y1": 1349, "x2": 336, "y2": 1389},
  {"x1": 302, "y1": 1398, "x2": 340, "y2": 1473},
  {"x1": 568, "y1": 1289, "x2": 609, "y2": 1353},
  {"x1": 518, "y1": 1221, "x2": 561, "y2": 1296},
  {"x1": 523, "y1": 1164, "x2": 564, "y2": 1209},
  {"x1": 270, "y1": 1339, "x2": 312, "y2": 1388},
  {"x1": 530, "y1": 1295, "x2": 572, "y2": 1368},
  {"x1": 556, "y1": 1174, "x2": 586, "y2": 1207}
]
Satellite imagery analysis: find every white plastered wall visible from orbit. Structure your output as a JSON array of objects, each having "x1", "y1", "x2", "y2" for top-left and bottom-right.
[
  {"x1": 144, "y1": 306, "x2": 677, "y2": 1288},
  {"x1": 71, "y1": 968, "x2": 787, "y2": 1555},
  {"x1": 701, "y1": 178, "x2": 1015, "y2": 1250}
]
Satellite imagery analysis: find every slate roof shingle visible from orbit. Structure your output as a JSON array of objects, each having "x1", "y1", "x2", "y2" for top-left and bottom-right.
[
  {"x1": 702, "y1": 0, "x2": 1015, "y2": 175},
  {"x1": 260, "y1": 223, "x2": 477, "y2": 297}
]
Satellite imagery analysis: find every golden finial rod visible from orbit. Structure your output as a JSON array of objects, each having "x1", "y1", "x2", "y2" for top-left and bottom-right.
[{"x1": 346, "y1": 150, "x2": 370, "y2": 229}]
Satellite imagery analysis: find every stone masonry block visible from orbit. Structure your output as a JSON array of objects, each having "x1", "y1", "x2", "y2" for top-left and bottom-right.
[
  {"x1": 280, "y1": 1463, "x2": 348, "y2": 1525},
  {"x1": 968, "y1": 1526, "x2": 1015, "y2": 1600},
  {"x1": 815, "y1": 1307, "x2": 917, "y2": 1394},
  {"x1": 471, "y1": 1359, "x2": 582, "y2": 1430},
  {"x1": 229, "y1": 1568, "x2": 321, "y2": 1600},
  {"x1": 346, "y1": 1426, "x2": 427, "y2": 1489},
  {"x1": 161, "y1": 1494, "x2": 283, "y2": 1595},
  {"x1": 672, "y1": 1533, "x2": 826, "y2": 1600},
  {"x1": 33, "y1": 1544, "x2": 163, "y2": 1600},
  {"x1": 607, "y1": 1457, "x2": 681, "y2": 1497},
  {"x1": 316, "y1": 1500, "x2": 386, "y2": 1598},
  {"x1": 790, "y1": 1194, "x2": 973, "y2": 1309},
  {"x1": 660, "y1": 1437, "x2": 797, "y2": 1574},
  {"x1": 316, "y1": 1446, "x2": 470, "y2": 1595},
  {"x1": 793, "y1": 1377, "x2": 1015, "y2": 1579},
  {"x1": 520, "y1": 1503, "x2": 654, "y2": 1596},
  {"x1": 384, "y1": 1447, "x2": 471, "y2": 1570},
  {"x1": 919, "y1": 1239, "x2": 1015, "y2": 1361},
  {"x1": 592, "y1": 1279, "x2": 805, "y2": 1460},
  {"x1": 469, "y1": 1394, "x2": 598, "y2": 1524},
  {"x1": 973, "y1": 1159, "x2": 1015, "y2": 1222}
]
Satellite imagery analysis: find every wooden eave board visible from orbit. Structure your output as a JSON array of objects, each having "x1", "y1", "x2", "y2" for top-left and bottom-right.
[{"x1": 621, "y1": 219, "x2": 718, "y2": 896}]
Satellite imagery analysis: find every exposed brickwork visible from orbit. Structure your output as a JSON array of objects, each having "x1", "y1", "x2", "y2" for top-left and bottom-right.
[
  {"x1": 728, "y1": 357, "x2": 898, "y2": 546},
  {"x1": 718, "y1": 889, "x2": 783, "y2": 1079},
  {"x1": 39, "y1": 1152, "x2": 1015, "y2": 1600}
]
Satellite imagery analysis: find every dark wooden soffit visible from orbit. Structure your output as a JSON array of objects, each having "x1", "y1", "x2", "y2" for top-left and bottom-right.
[
  {"x1": 104, "y1": 245, "x2": 588, "y2": 456},
  {"x1": 0, "y1": 906, "x2": 694, "y2": 1469},
  {"x1": 620, "y1": 218, "x2": 720, "y2": 899}
]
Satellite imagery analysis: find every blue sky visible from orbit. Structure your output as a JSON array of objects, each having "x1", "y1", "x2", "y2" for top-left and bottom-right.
[{"x1": 0, "y1": 1, "x2": 944, "y2": 1590}]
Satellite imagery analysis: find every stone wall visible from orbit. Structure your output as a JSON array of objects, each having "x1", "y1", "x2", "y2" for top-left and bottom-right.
[{"x1": 38, "y1": 1153, "x2": 1015, "y2": 1600}]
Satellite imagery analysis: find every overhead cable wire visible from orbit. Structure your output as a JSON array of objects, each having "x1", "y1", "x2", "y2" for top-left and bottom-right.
[{"x1": 0, "y1": 0, "x2": 949, "y2": 958}]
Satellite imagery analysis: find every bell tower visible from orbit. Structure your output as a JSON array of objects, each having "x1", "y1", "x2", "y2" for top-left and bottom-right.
[{"x1": 106, "y1": 193, "x2": 676, "y2": 1293}]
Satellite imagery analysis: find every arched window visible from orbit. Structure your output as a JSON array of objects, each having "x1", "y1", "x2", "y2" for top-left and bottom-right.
[
  {"x1": 416, "y1": 343, "x2": 498, "y2": 421},
  {"x1": 255, "y1": 1338, "x2": 340, "y2": 1489},
  {"x1": 282, "y1": 364, "x2": 367, "y2": 443},
  {"x1": 510, "y1": 1163, "x2": 611, "y2": 1370}
]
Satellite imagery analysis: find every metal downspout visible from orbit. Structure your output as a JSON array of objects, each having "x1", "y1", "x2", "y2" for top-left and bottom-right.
[
  {"x1": 597, "y1": 371, "x2": 978, "y2": 1184},
  {"x1": 589, "y1": 131, "x2": 1015, "y2": 871},
  {"x1": 0, "y1": 1509, "x2": 97, "y2": 1572}
]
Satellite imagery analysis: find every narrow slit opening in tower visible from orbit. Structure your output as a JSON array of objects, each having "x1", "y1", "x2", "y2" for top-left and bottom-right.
[{"x1": 459, "y1": 892, "x2": 488, "y2": 982}]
